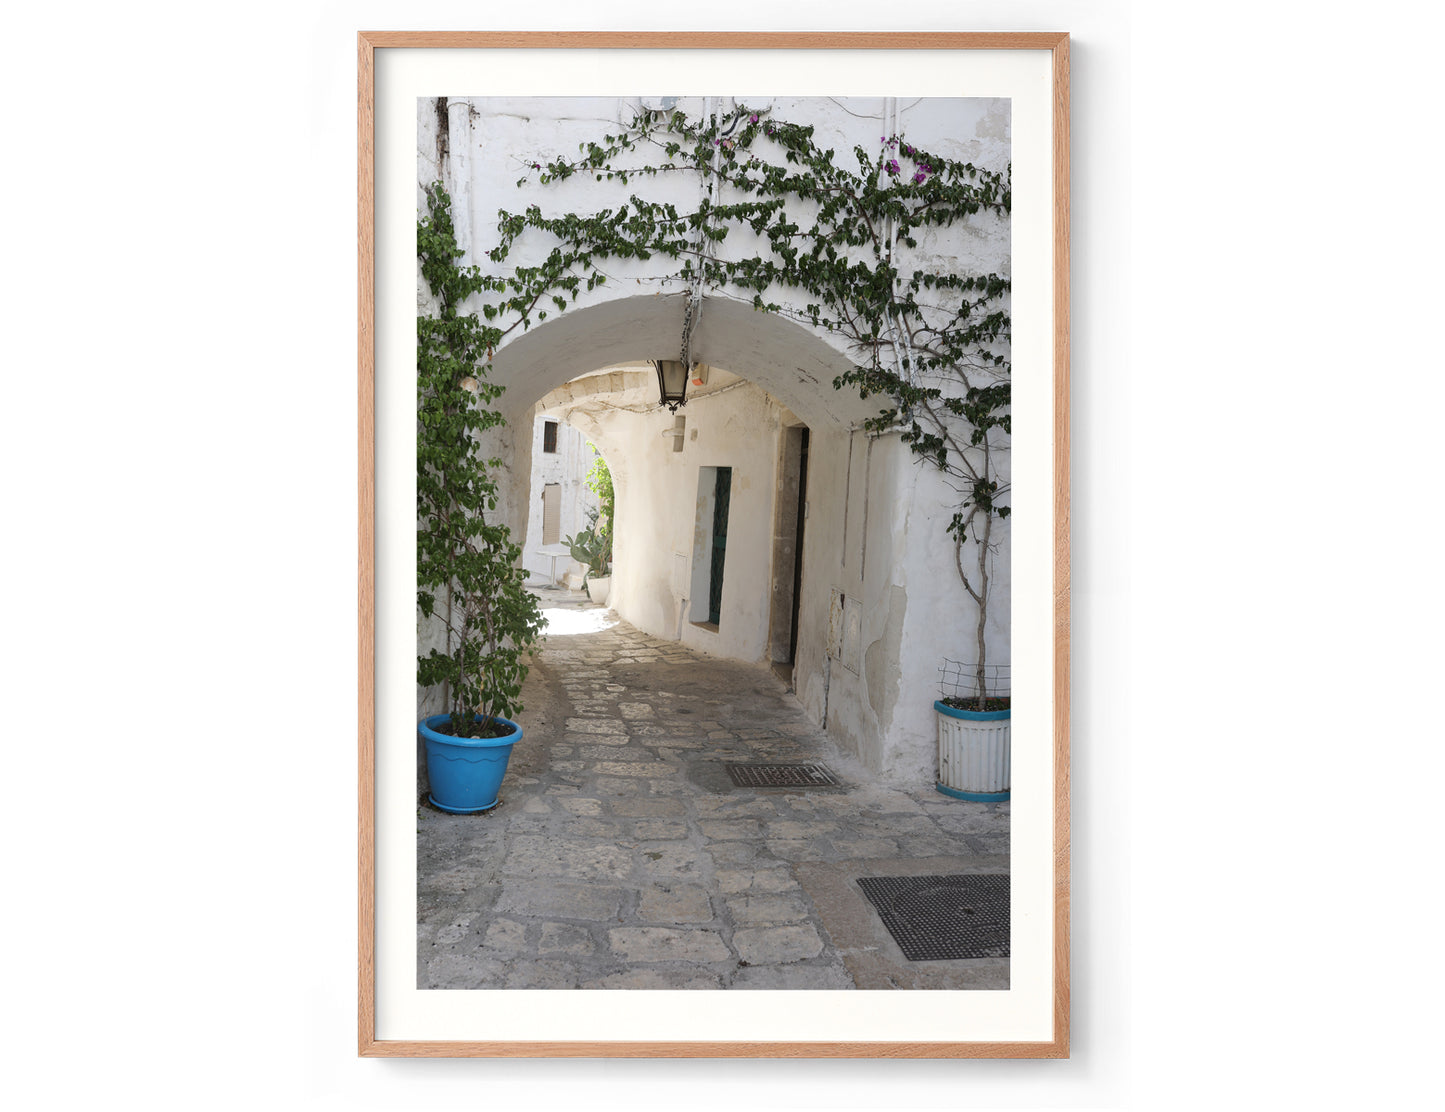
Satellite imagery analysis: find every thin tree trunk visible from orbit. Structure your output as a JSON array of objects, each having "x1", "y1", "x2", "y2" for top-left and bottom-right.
[
  {"x1": 443, "y1": 583, "x2": 453, "y2": 716},
  {"x1": 974, "y1": 511, "x2": 991, "y2": 705}
]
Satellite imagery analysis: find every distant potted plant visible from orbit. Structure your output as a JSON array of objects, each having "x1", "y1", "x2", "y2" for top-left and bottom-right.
[
  {"x1": 564, "y1": 508, "x2": 612, "y2": 605},
  {"x1": 416, "y1": 184, "x2": 546, "y2": 813},
  {"x1": 582, "y1": 447, "x2": 614, "y2": 605}
]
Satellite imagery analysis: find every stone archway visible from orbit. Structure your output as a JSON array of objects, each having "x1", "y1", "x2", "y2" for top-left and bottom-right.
[
  {"x1": 487, "y1": 292, "x2": 872, "y2": 685},
  {"x1": 470, "y1": 291, "x2": 964, "y2": 781}
]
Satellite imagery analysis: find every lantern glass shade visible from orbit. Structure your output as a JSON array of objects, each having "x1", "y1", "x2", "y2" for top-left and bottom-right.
[{"x1": 654, "y1": 360, "x2": 690, "y2": 411}]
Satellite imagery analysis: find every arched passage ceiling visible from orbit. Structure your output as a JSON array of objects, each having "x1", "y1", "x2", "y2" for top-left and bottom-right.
[{"x1": 488, "y1": 293, "x2": 882, "y2": 432}]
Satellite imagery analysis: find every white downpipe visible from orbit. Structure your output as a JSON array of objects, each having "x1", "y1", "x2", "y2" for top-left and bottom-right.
[
  {"x1": 879, "y1": 97, "x2": 907, "y2": 388},
  {"x1": 446, "y1": 98, "x2": 473, "y2": 260},
  {"x1": 892, "y1": 97, "x2": 918, "y2": 390},
  {"x1": 875, "y1": 97, "x2": 918, "y2": 394}
]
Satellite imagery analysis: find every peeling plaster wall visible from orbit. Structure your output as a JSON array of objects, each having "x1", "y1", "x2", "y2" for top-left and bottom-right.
[
  {"x1": 417, "y1": 95, "x2": 1013, "y2": 785},
  {"x1": 795, "y1": 433, "x2": 917, "y2": 775},
  {"x1": 791, "y1": 428, "x2": 849, "y2": 727}
]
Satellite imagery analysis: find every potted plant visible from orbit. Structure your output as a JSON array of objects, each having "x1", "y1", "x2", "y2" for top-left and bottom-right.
[
  {"x1": 583, "y1": 447, "x2": 614, "y2": 605},
  {"x1": 935, "y1": 660, "x2": 1010, "y2": 802},
  {"x1": 416, "y1": 184, "x2": 546, "y2": 813},
  {"x1": 928, "y1": 393, "x2": 1011, "y2": 801},
  {"x1": 560, "y1": 445, "x2": 615, "y2": 603},
  {"x1": 564, "y1": 509, "x2": 612, "y2": 605},
  {"x1": 915, "y1": 392, "x2": 1010, "y2": 802}
]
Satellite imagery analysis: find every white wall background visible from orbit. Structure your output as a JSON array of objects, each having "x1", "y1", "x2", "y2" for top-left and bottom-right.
[{"x1": 3, "y1": 2, "x2": 1441, "y2": 1109}]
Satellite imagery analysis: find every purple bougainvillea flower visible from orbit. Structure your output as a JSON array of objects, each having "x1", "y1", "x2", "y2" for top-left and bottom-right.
[
  {"x1": 885, "y1": 159, "x2": 900, "y2": 175},
  {"x1": 912, "y1": 170, "x2": 927, "y2": 184},
  {"x1": 750, "y1": 114, "x2": 759, "y2": 123}
]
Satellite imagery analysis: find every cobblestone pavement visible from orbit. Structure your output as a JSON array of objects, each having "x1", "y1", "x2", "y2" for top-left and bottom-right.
[{"x1": 417, "y1": 587, "x2": 1009, "y2": 990}]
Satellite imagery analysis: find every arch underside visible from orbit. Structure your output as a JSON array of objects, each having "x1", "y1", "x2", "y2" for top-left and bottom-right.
[{"x1": 489, "y1": 292, "x2": 881, "y2": 431}]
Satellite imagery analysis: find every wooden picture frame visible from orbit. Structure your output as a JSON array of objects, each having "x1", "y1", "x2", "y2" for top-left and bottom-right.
[{"x1": 359, "y1": 30, "x2": 1069, "y2": 1058}]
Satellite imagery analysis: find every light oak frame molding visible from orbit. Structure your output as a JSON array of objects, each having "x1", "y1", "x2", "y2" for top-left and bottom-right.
[{"x1": 358, "y1": 29, "x2": 1070, "y2": 1059}]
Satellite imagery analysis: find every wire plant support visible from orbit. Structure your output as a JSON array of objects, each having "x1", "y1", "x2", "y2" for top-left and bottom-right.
[{"x1": 938, "y1": 659, "x2": 1011, "y2": 702}]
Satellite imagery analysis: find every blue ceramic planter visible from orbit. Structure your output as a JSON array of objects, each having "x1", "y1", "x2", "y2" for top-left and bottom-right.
[{"x1": 419, "y1": 714, "x2": 521, "y2": 813}]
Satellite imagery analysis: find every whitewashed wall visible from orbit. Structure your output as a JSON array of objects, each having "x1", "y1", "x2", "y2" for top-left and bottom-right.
[{"x1": 561, "y1": 373, "x2": 786, "y2": 662}]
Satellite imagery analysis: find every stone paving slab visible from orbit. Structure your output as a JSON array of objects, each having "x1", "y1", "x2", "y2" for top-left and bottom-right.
[{"x1": 417, "y1": 591, "x2": 1009, "y2": 991}]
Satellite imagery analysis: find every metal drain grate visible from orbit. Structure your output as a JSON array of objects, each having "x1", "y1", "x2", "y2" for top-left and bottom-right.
[
  {"x1": 724, "y1": 762, "x2": 839, "y2": 788},
  {"x1": 856, "y1": 874, "x2": 1009, "y2": 960}
]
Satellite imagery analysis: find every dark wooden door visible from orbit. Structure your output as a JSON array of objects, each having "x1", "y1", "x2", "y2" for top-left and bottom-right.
[
  {"x1": 787, "y1": 429, "x2": 809, "y2": 662},
  {"x1": 708, "y1": 467, "x2": 732, "y2": 624}
]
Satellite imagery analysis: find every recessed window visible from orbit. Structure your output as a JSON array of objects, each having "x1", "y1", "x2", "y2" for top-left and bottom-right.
[{"x1": 542, "y1": 419, "x2": 559, "y2": 454}]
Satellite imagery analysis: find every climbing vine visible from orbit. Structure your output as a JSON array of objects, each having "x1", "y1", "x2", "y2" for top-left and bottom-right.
[
  {"x1": 583, "y1": 445, "x2": 615, "y2": 577},
  {"x1": 416, "y1": 185, "x2": 545, "y2": 734},
  {"x1": 434, "y1": 102, "x2": 1011, "y2": 704}
]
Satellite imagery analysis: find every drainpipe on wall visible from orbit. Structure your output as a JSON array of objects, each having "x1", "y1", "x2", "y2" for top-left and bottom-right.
[
  {"x1": 821, "y1": 654, "x2": 832, "y2": 731},
  {"x1": 446, "y1": 98, "x2": 472, "y2": 257}
]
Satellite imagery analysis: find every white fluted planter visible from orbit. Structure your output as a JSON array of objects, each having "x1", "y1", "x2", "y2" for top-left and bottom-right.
[{"x1": 935, "y1": 700, "x2": 1010, "y2": 801}]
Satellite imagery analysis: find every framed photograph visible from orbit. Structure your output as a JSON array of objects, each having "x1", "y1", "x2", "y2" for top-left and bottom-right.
[{"x1": 360, "y1": 31, "x2": 1069, "y2": 1058}]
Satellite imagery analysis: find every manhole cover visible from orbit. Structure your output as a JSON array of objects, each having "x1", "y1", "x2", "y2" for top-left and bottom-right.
[
  {"x1": 855, "y1": 874, "x2": 1009, "y2": 960},
  {"x1": 724, "y1": 762, "x2": 839, "y2": 788}
]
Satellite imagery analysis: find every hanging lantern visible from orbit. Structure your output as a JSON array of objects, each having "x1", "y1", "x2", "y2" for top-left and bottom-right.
[{"x1": 653, "y1": 359, "x2": 690, "y2": 412}]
